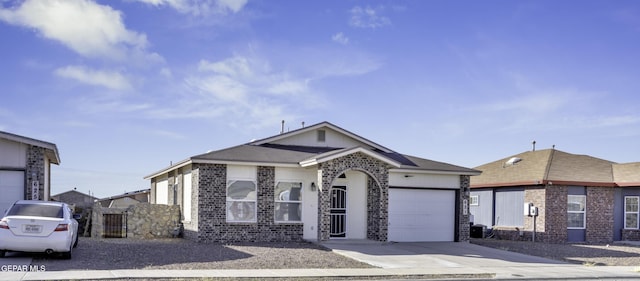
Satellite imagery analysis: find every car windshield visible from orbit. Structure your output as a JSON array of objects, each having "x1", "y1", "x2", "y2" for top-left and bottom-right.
[{"x1": 6, "y1": 204, "x2": 63, "y2": 218}]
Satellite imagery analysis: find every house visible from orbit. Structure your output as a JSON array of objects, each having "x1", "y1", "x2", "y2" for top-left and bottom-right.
[
  {"x1": 51, "y1": 188, "x2": 98, "y2": 209},
  {"x1": 97, "y1": 189, "x2": 150, "y2": 208},
  {"x1": 145, "y1": 121, "x2": 480, "y2": 243},
  {"x1": 470, "y1": 148, "x2": 640, "y2": 243},
  {"x1": 0, "y1": 130, "x2": 60, "y2": 214}
]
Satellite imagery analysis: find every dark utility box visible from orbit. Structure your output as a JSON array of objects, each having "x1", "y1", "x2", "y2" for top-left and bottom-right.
[{"x1": 470, "y1": 224, "x2": 486, "y2": 238}]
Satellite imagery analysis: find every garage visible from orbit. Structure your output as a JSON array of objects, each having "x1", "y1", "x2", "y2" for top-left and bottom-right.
[
  {"x1": 388, "y1": 188, "x2": 456, "y2": 242},
  {"x1": 0, "y1": 170, "x2": 24, "y2": 214}
]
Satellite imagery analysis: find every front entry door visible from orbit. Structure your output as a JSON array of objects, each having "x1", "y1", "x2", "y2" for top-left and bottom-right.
[{"x1": 330, "y1": 186, "x2": 347, "y2": 238}]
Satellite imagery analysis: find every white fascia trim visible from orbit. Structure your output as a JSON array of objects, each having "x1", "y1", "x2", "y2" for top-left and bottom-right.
[
  {"x1": 143, "y1": 159, "x2": 192, "y2": 180},
  {"x1": 391, "y1": 168, "x2": 482, "y2": 176},
  {"x1": 193, "y1": 159, "x2": 301, "y2": 168},
  {"x1": 300, "y1": 147, "x2": 401, "y2": 168}
]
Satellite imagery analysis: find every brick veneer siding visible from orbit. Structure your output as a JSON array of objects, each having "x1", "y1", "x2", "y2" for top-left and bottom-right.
[
  {"x1": 26, "y1": 145, "x2": 46, "y2": 200},
  {"x1": 458, "y1": 175, "x2": 471, "y2": 242},
  {"x1": 622, "y1": 230, "x2": 640, "y2": 240},
  {"x1": 544, "y1": 186, "x2": 568, "y2": 243},
  {"x1": 318, "y1": 152, "x2": 389, "y2": 241},
  {"x1": 523, "y1": 186, "x2": 545, "y2": 241},
  {"x1": 586, "y1": 187, "x2": 614, "y2": 243},
  {"x1": 190, "y1": 164, "x2": 303, "y2": 243}
]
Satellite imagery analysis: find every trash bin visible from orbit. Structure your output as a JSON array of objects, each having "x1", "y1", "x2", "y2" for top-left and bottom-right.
[{"x1": 470, "y1": 224, "x2": 486, "y2": 238}]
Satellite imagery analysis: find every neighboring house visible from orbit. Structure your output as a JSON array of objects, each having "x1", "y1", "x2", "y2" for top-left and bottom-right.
[
  {"x1": 145, "y1": 121, "x2": 480, "y2": 243},
  {"x1": 0, "y1": 130, "x2": 60, "y2": 214},
  {"x1": 98, "y1": 189, "x2": 150, "y2": 208},
  {"x1": 470, "y1": 148, "x2": 640, "y2": 243},
  {"x1": 51, "y1": 188, "x2": 98, "y2": 209}
]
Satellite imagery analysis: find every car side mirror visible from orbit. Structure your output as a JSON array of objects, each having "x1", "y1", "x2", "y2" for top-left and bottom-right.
[{"x1": 73, "y1": 214, "x2": 82, "y2": 220}]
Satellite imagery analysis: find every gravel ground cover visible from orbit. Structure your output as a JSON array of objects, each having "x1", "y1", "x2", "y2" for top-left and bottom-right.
[
  {"x1": 31, "y1": 237, "x2": 373, "y2": 271},
  {"x1": 471, "y1": 238, "x2": 640, "y2": 266}
]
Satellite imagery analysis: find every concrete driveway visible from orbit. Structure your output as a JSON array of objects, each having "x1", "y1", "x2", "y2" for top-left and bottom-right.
[{"x1": 322, "y1": 240, "x2": 566, "y2": 269}]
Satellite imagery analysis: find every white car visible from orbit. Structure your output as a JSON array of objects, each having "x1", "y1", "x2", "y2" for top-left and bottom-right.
[{"x1": 0, "y1": 200, "x2": 79, "y2": 259}]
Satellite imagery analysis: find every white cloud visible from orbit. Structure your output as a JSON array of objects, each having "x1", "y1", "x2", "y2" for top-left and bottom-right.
[
  {"x1": 133, "y1": 0, "x2": 247, "y2": 16},
  {"x1": 0, "y1": 0, "x2": 158, "y2": 62},
  {"x1": 349, "y1": 6, "x2": 391, "y2": 29},
  {"x1": 54, "y1": 65, "x2": 133, "y2": 90},
  {"x1": 332, "y1": 32, "x2": 349, "y2": 45}
]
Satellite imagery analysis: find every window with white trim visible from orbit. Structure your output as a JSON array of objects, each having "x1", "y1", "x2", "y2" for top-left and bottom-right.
[
  {"x1": 625, "y1": 196, "x2": 639, "y2": 229},
  {"x1": 226, "y1": 180, "x2": 257, "y2": 222},
  {"x1": 470, "y1": 195, "x2": 479, "y2": 206},
  {"x1": 274, "y1": 182, "x2": 302, "y2": 222},
  {"x1": 567, "y1": 195, "x2": 586, "y2": 229}
]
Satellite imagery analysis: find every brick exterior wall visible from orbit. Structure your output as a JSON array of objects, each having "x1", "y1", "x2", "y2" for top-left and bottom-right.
[
  {"x1": 523, "y1": 186, "x2": 545, "y2": 241},
  {"x1": 317, "y1": 152, "x2": 389, "y2": 241},
  {"x1": 544, "y1": 185, "x2": 568, "y2": 243},
  {"x1": 586, "y1": 187, "x2": 614, "y2": 243},
  {"x1": 458, "y1": 175, "x2": 471, "y2": 242},
  {"x1": 188, "y1": 164, "x2": 303, "y2": 243},
  {"x1": 26, "y1": 145, "x2": 46, "y2": 200},
  {"x1": 622, "y1": 230, "x2": 640, "y2": 240}
]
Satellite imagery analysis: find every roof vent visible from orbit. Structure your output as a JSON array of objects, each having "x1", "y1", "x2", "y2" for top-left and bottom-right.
[{"x1": 504, "y1": 157, "x2": 522, "y2": 167}]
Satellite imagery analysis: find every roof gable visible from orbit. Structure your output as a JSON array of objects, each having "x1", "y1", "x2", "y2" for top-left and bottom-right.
[
  {"x1": 0, "y1": 130, "x2": 60, "y2": 164},
  {"x1": 249, "y1": 121, "x2": 394, "y2": 153}
]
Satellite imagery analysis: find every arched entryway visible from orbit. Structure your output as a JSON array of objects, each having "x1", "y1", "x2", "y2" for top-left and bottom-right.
[{"x1": 316, "y1": 152, "x2": 390, "y2": 241}]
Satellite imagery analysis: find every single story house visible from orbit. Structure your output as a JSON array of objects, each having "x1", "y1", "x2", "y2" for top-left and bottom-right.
[
  {"x1": 470, "y1": 148, "x2": 640, "y2": 243},
  {"x1": 51, "y1": 188, "x2": 98, "y2": 209},
  {"x1": 97, "y1": 189, "x2": 150, "y2": 208},
  {"x1": 145, "y1": 121, "x2": 480, "y2": 243},
  {"x1": 0, "y1": 130, "x2": 60, "y2": 214}
]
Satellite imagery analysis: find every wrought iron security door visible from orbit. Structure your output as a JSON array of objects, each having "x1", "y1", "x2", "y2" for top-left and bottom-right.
[{"x1": 330, "y1": 186, "x2": 347, "y2": 238}]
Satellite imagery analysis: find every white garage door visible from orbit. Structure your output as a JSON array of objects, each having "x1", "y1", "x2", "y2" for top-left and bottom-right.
[
  {"x1": 388, "y1": 188, "x2": 456, "y2": 242},
  {"x1": 0, "y1": 170, "x2": 24, "y2": 215}
]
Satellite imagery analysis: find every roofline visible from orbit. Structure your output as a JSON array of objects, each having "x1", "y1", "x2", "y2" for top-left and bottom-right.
[
  {"x1": 391, "y1": 168, "x2": 481, "y2": 176},
  {"x1": 98, "y1": 189, "x2": 150, "y2": 201},
  {"x1": 50, "y1": 190, "x2": 98, "y2": 199},
  {"x1": 0, "y1": 130, "x2": 60, "y2": 164},
  {"x1": 299, "y1": 147, "x2": 402, "y2": 168},
  {"x1": 471, "y1": 179, "x2": 619, "y2": 188},
  {"x1": 144, "y1": 158, "x2": 302, "y2": 179},
  {"x1": 144, "y1": 159, "x2": 193, "y2": 179},
  {"x1": 249, "y1": 121, "x2": 396, "y2": 153},
  {"x1": 617, "y1": 182, "x2": 640, "y2": 187}
]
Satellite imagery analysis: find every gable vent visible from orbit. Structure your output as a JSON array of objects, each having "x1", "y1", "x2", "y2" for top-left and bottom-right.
[{"x1": 317, "y1": 130, "x2": 326, "y2": 142}]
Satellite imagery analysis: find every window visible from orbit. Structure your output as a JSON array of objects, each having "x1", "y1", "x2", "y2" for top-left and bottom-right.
[
  {"x1": 226, "y1": 180, "x2": 257, "y2": 222},
  {"x1": 470, "y1": 195, "x2": 479, "y2": 206},
  {"x1": 567, "y1": 195, "x2": 586, "y2": 229},
  {"x1": 274, "y1": 182, "x2": 302, "y2": 222},
  {"x1": 625, "y1": 196, "x2": 639, "y2": 229}
]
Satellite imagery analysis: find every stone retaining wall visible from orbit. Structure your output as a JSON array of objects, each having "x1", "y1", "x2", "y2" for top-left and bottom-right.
[{"x1": 92, "y1": 202, "x2": 181, "y2": 239}]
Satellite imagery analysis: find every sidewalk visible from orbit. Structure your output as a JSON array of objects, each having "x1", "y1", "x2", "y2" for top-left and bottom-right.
[
  {"x1": 1, "y1": 265, "x2": 640, "y2": 280},
  {"x1": 2, "y1": 240, "x2": 640, "y2": 280}
]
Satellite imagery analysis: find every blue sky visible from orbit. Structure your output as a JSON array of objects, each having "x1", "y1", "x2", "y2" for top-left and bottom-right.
[{"x1": 1, "y1": 0, "x2": 639, "y2": 198}]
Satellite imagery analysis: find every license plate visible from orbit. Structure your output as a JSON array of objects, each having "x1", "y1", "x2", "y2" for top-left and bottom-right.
[{"x1": 23, "y1": 224, "x2": 42, "y2": 233}]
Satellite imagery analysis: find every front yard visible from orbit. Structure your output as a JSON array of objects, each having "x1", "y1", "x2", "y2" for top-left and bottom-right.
[{"x1": 31, "y1": 237, "x2": 373, "y2": 271}]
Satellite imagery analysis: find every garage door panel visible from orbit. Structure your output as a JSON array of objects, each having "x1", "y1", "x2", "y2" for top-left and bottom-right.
[
  {"x1": 388, "y1": 189, "x2": 455, "y2": 242},
  {"x1": 0, "y1": 170, "x2": 24, "y2": 215}
]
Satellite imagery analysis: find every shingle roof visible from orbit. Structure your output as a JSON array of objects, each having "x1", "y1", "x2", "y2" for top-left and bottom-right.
[
  {"x1": 145, "y1": 121, "x2": 479, "y2": 178},
  {"x1": 613, "y1": 162, "x2": 640, "y2": 185},
  {"x1": 471, "y1": 149, "x2": 628, "y2": 188}
]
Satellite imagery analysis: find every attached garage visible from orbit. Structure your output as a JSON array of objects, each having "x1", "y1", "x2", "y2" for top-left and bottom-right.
[
  {"x1": 388, "y1": 188, "x2": 456, "y2": 242},
  {"x1": 0, "y1": 170, "x2": 24, "y2": 214}
]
